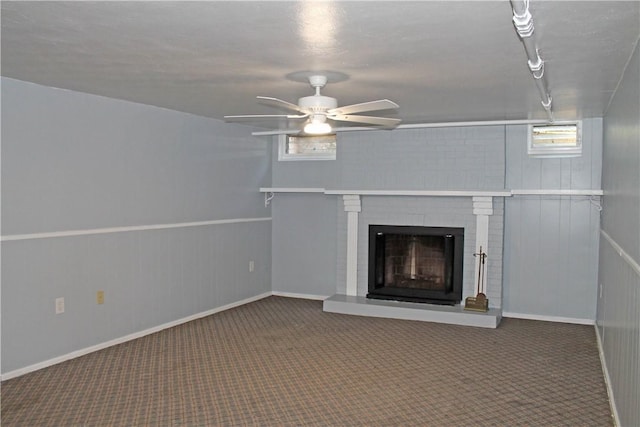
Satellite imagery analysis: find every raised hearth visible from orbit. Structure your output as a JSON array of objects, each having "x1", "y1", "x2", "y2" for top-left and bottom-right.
[{"x1": 324, "y1": 294, "x2": 501, "y2": 328}]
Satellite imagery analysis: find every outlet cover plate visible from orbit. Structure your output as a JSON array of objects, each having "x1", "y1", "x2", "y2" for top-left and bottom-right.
[{"x1": 55, "y1": 297, "x2": 65, "y2": 314}]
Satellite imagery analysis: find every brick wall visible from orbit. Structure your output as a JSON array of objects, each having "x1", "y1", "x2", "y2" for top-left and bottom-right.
[{"x1": 336, "y1": 126, "x2": 505, "y2": 191}]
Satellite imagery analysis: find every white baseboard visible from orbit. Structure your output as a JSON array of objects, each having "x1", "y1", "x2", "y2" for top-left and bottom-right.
[
  {"x1": 502, "y1": 311, "x2": 595, "y2": 325},
  {"x1": 271, "y1": 291, "x2": 330, "y2": 301},
  {"x1": 5, "y1": 295, "x2": 596, "y2": 381},
  {"x1": 1, "y1": 292, "x2": 272, "y2": 381},
  {"x1": 595, "y1": 324, "x2": 620, "y2": 427}
]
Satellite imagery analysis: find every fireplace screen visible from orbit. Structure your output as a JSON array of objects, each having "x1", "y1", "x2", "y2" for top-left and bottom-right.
[{"x1": 368, "y1": 225, "x2": 463, "y2": 305}]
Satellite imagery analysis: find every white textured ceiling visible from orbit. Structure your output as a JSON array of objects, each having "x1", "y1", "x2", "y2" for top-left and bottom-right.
[{"x1": 2, "y1": 1, "x2": 639, "y2": 129}]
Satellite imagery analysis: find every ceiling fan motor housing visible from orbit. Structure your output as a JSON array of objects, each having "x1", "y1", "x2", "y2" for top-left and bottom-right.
[{"x1": 298, "y1": 95, "x2": 338, "y2": 113}]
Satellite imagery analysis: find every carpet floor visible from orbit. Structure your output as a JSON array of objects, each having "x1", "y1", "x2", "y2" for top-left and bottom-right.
[{"x1": 1, "y1": 296, "x2": 613, "y2": 426}]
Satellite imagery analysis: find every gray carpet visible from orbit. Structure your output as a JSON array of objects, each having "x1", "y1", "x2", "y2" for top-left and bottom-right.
[{"x1": 1, "y1": 296, "x2": 613, "y2": 426}]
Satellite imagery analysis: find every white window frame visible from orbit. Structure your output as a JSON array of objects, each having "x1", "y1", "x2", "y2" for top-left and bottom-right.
[
  {"x1": 277, "y1": 134, "x2": 337, "y2": 161},
  {"x1": 528, "y1": 121, "x2": 582, "y2": 158}
]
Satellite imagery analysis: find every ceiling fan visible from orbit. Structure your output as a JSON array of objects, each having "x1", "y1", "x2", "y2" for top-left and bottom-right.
[{"x1": 224, "y1": 74, "x2": 401, "y2": 135}]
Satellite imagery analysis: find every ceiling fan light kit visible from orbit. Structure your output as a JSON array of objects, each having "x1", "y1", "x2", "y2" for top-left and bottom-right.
[
  {"x1": 303, "y1": 122, "x2": 332, "y2": 135},
  {"x1": 224, "y1": 73, "x2": 401, "y2": 135},
  {"x1": 304, "y1": 114, "x2": 333, "y2": 135}
]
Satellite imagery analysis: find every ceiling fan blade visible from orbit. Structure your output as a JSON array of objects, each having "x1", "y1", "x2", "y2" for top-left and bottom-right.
[
  {"x1": 257, "y1": 96, "x2": 306, "y2": 113},
  {"x1": 329, "y1": 114, "x2": 401, "y2": 127},
  {"x1": 328, "y1": 99, "x2": 399, "y2": 115},
  {"x1": 224, "y1": 114, "x2": 308, "y2": 122}
]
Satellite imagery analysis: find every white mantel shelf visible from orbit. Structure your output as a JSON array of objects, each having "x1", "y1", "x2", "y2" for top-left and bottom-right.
[
  {"x1": 324, "y1": 189, "x2": 512, "y2": 197},
  {"x1": 260, "y1": 188, "x2": 603, "y2": 197}
]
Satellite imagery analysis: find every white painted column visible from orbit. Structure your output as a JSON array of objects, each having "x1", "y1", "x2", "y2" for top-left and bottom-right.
[
  {"x1": 343, "y1": 195, "x2": 362, "y2": 296},
  {"x1": 472, "y1": 196, "x2": 493, "y2": 297}
]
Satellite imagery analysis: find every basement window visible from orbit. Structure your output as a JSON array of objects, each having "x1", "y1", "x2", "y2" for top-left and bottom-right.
[
  {"x1": 528, "y1": 122, "x2": 582, "y2": 157},
  {"x1": 278, "y1": 134, "x2": 336, "y2": 161}
]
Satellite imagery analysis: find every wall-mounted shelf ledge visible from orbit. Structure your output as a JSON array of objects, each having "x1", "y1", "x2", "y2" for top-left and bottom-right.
[
  {"x1": 511, "y1": 189, "x2": 604, "y2": 196},
  {"x1": 324, "y1": 189, "x2": 512, "y2": 197},
  {"x1": 259, "y1": 188, "x2": 603, "y2": 197},
  {"x1": 259, "y1": 187, "x2": 325, "y2": 193}
]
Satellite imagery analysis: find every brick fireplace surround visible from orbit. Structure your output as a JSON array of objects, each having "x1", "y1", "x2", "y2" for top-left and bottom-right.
[{"x1": 330, "y1": 191, "x2": 505, "y2": 328}]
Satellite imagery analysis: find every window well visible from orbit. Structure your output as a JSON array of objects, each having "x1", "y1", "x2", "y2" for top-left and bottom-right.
[
  {"x1": 528, "y1": 122, "x2": 582, "y2": 157},
  {"x1": 278, "y1": 134, "x2": 336, "y2": 161}
]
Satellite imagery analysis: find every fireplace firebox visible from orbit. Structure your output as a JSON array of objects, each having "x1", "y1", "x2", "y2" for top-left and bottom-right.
[{"x1": 367, "y1": 225, "x2": 464, "y2": 305}]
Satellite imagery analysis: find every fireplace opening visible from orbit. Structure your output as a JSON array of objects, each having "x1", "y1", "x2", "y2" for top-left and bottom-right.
[{"x1": 367, "y1": 225, "x2": 464, "y2": 305}]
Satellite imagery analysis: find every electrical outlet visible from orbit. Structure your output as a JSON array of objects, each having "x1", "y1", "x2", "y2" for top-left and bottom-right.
[
  {"x1": 249, "y1": 261, "x2": 255, "y2": 272},
  {"x1": 55, "y1": 297, "x2": 65, "y2": 314},
  {"x1": 97, "y1": 290, "x2": 105, "y2": 305}
]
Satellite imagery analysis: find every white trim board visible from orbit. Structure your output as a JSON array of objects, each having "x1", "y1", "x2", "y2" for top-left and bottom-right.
[
  {"x1": 502, "y1": 311, "x2": 595, "y2": 325},
  {"x1": 601, "y1": 229, "x2": 640, "y2": 276},
  {"x1": 1, "y1": 217, "x2": 272, "y2": 242},
  {"x1": 325, "y1": 189, "x2": 512, "y2": 197},
  {"x1": 1, "y1": 292, "x2": 328, "y2": 380},
  {"x1": 252, "y1": 119, "x2": 551, "y2": 136},
  {"x1": 1, "y1": 292, "x2": 273, "y2": 381},
  {"x1": 259, "y1": 187, "x2": 325, "y2": 193},
  {"x1": 511, "y1": 189, "x2": 603, "y2": 196},
  {"x1": 595, "y1": 325, "x2": 621, "y2": 427},
  {"x1": 259, "y1": 188, "x2": 603, "y2": 197},
  {"x1": 2, "y1": 292, "x2": 605, "y2": 380},
  {"x1": 271, "y1": 291, "x2": 330, "y2": 301}
]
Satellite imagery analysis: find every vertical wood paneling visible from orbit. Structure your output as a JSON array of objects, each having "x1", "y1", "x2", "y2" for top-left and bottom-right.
[
  {"x1": 599, "y1": 237, "x2": 640, "y2": 427},
  {"x1": 504, "y1": 195, "x2": 601, "y2": 319},
  {"x1": 503, "y1": 119, "x2": 602, "y2": 320},
  {"x1": 271, "y1": 194, "x2": 339, "y2": 297},
  {"x1": 519, "y1": 198, "x2": 542, "y2": 308},
  {"x1": 599, "y1": 37, "x2": 640, "y2": 427},
  {"x1": 0, "y1": 78, "x2": 273, "y2": 375},
  {"x1": 1, "y1": 221, "x2": 272, "y2": 374}
]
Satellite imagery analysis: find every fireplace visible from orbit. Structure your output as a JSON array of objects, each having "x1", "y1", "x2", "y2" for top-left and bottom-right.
[{"x1": 367, "y1": 225, "x2": 464, "y2": 305}]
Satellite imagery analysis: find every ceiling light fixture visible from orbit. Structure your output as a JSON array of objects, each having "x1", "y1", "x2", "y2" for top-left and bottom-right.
[{"x1": 303, "y1": 115, "x2": 332, "y2": 135}]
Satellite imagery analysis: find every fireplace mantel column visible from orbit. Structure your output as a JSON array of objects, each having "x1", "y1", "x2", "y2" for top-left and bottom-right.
[
  {"x1": 343, "y1": 195, "x2": 362, "y2": 296},
  {"x1": 472, "y1": 196, "x2": 493, "y2": 297}
]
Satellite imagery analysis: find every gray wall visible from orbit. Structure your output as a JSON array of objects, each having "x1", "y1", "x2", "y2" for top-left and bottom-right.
[
  {"x1": 271, "y1": 193, "x2": 338, "y2": 297},
  {"x1": 1, "y1": 78, "x2": 272, "y2": 374},
  {"x1": 599, "y1": 39, "x2": 640, "y2": 427},
  {"x1": 272, "y1": 126, "x2": 506, "y2": 302},
  {"x1": 272, "y1": 122, "x2": 603, "y2": 321},
  {"x1": 503, "y1": 119, "x2": 603, "y2": 320}
]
